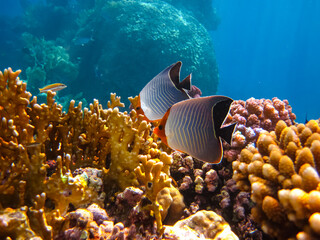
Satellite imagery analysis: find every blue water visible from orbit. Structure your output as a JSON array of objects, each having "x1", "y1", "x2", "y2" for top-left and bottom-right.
[
  {"x1": 212, "y1": 0, "x2": 320, "y2": 122},
  {"x1": 1, "y1": 0, "x2": 320, "y2": 122}
]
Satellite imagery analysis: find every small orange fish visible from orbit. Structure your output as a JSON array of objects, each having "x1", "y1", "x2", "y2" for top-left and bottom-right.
[
  {"x1": 135, "y1": 61, "x2": 192, "y2": 122},
  {"x1": 154, "y1": 96, "x2": 236, "y2": 163},
  {"x1": 39, "y1": 83, "x2": 67, "y2": 93}
]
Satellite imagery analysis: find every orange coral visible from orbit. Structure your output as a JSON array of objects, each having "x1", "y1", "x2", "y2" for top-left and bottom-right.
[
  {"x1": 0, "y1": 68, "x2": 162, "y2": 238},
  {"x1": 233, "y1": 119, "x2": 320, "y2": 239}
]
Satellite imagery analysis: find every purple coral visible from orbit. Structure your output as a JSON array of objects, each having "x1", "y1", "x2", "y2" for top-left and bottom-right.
[
  {"x1": 204, "y1": 169, "x2": 219, "y2": 192},
  {"x1": 223, "y1": 97, "x2": 296, "y2": 162},
  {"x1": 87, "y1": 203, "x2": 110, "y2": 225},
  {"x1": 115, "y1": 187, "x2": 143, "y2": 207},
  {"x1": 170, "y1": 151, "x2": 265, "y2": 240}
]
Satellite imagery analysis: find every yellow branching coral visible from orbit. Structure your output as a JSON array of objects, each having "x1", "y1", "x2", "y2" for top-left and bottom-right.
[
  {"x1": 44, "y1": 155, "x2": 103, "y2": 216},
  {"x1": 107, "y1": 92, "x2": 125, "y2": 109},
  {"x1": 134, "y1": 154, "x2": 172, "y2": 232},
  {"x1": 233, "y1": 119, "x2": 320, "y2": 239},
  {"x1": 103, "y1": 107, "x2": 150, "y2": 190},
  {"x1": 0, "y1": 67, "x2": 155, "y2": 238},
  {"x1": 134, "y1": 149, "x2": 185, "y2": 233},
  {"x1": 28, "y1": 193, "x2": 53, "y2": 240},
  {"x1": 0, "y1": 68, "x2": 47, "y2": 207}
]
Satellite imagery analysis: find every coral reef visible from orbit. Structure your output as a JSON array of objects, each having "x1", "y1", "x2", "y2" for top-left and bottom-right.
[
  {"x1": 169, "y1": 152, "x2": 266, "y2": 240},
  {"x1": 14, "y1": 0, "x2": 220, "y2": 108},
  {"x1": 134, "y1": 151, "x2": 185, "y2": 233},
  {"x1": 0, "y1": 67, "x2": 240, "y2": 239},
  {"x1": 10, "y1": 65, "x2": 320, "y2": 239},
  {"x1": 80, "y1": 0, "x2": 219, "y2": 101},
  {"x1": 164, "y1": 0, "x2": 220, "y2": 30},
  {"x1": 22, "y1": 32, "x2": 78, "y2": 94},
  {"x1": 61, "y1": 205, "x2": 237, "y2": 240},
  {"x1": 233, "y1": 119, "x2": 320, "y2": 239},
  {"x1": 164, "y1": 210, "x2": 239, "y2": 240},
  {"x1": 0, "y1": 68, "x2": 149, "y2": 238},
  {"x1": 223, "y1": 97, "x2": 296, "y2": 162}
]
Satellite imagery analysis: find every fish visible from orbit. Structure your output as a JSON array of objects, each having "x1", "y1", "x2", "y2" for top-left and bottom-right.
[
  {"x1": 153, "y1": 96, "x2": 237, "y2": 163},
  {"x1": 39, "y1": 83, "x2": 67, "y2": 93},
  {"x1": 135, "y1": 61, "x2": 192, "y2": 122}
]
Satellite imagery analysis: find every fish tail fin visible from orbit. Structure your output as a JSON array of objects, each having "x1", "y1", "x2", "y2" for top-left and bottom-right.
[
  {"x1": 179, "y1": 73, "x2": 192, "y2": 91},
  {"x1": 218, "y1": 123, "x2": 237, "y2": 145}
]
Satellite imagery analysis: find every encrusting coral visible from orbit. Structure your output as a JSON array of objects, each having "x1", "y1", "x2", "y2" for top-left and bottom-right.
[
  {"x1": 233, "y1": 119, "x2": 320, "y2": 239},
  {"x1": 0, "y1": 67, "x2": 238, "y2": 239},
  {"x1": 164, "y1": 210, "x2": 239, "y2": 240}
]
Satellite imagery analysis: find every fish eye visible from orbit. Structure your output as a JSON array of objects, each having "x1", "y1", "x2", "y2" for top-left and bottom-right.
[
  {"x1": 158, "y1": 125, "x2": 163, "y2": 130},
  {"x1": 136, "y1": 106, "x2": 141, "y2": 110},
  {"x1": 147, "y1": 182, "x2": 152, "y2": 189}
]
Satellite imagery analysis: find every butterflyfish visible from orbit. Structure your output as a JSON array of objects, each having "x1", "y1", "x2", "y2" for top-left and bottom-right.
[
  {"x1": 39, "y1": 83, "x2": 67, "y2": 93},
  {"x1": 136, "y1": 61, "x2": 192, "y2": 122},
  {"x1": 154, "y1": 96, "x2": 237, "y2": 163}
]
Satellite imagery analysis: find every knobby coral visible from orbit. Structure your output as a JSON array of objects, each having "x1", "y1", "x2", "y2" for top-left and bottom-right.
[
  {"x1": 223, "y1": 97, "x2": 296, "y2": 162},
  {"x1": 169, "y1": 151, "x2": 264, "y2": 240},
  {"x1": 233, "y1": 119, "x2": 320, "y2": 239}
]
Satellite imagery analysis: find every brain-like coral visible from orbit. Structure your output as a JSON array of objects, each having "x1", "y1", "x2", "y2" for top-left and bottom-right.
[{"x1": 233, "y1": 119, "x2": 320, "y2": 239}]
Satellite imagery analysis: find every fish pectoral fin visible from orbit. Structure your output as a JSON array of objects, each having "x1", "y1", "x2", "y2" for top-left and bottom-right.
[
  {"x1": 218, "y1": 123, "x2": 237, "y2": 145},
  {"x1": 179, "y1": 73, "x2": 192, "y2": 91}
]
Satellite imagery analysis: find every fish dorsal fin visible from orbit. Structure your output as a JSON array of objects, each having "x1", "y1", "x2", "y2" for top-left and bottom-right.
[
  {"x1": 219, "y1": 123, "x2": 237, "y2": 145},
  {"x1": 179, "y1": 73, "x2": 192, "y2": 91},
  {"x1": 212, "y1": 97, "x2": 233, "y2": 136},
  {"x1": 169, "y1": 61, "x2": 182, "y2": 88}
]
